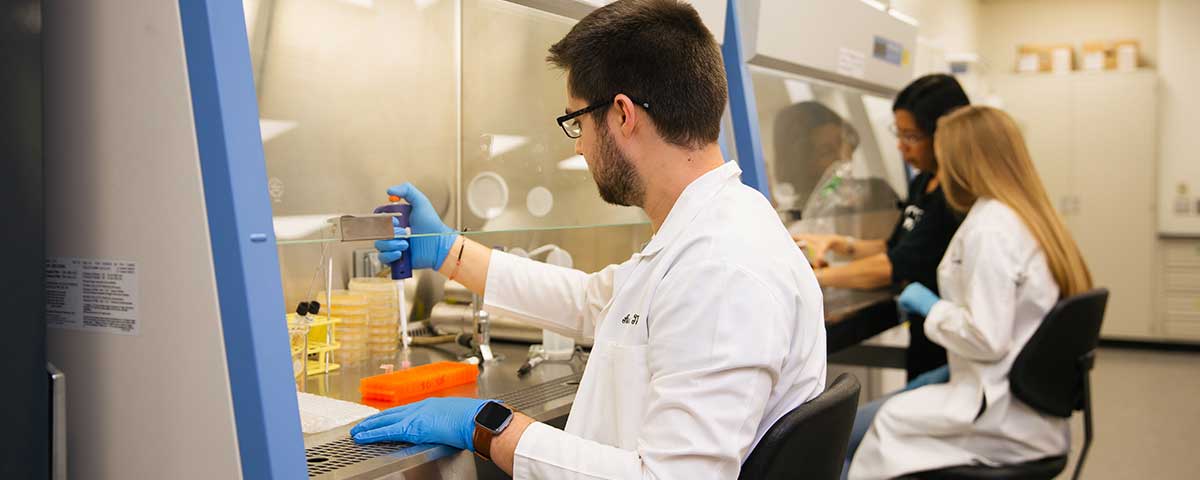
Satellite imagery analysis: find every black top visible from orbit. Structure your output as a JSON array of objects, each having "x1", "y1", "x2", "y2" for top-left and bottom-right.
[
  {"x1": 886, "y1": 172, "x2": 961, "y2": 295},
  {"x1": 885, "y1": 172, "x2": 962, "y2": 380}
]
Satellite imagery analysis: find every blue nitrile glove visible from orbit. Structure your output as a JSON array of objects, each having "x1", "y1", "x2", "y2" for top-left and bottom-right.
[
  {"x1": 905, "y1": 364, "x2": 950, "y2": 390},
  {"x1": 351, "y1": 397, "x2": 489, "y2": 450},
  {"x1": 898, "y1": 282, "x2": 940, "y2": 318},
  {"x1": 374, "y1": 183, "x2": 458, "y2": 270}
]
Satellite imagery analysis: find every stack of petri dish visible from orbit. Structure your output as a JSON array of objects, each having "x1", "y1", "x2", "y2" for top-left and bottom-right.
[
  {"x1": 320, "y1": 290, "x2": 370, "y2": 363},
  {"x1": 349, "y1": 277, "x2": 400, "y2": 356}
]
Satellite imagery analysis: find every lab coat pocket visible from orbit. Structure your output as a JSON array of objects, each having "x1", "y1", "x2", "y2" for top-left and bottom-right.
[{"x1": 603, "y1": 342, "x2": 650, "y2": 449}]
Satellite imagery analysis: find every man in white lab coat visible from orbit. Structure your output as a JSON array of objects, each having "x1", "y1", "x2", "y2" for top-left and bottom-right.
[{"x1": 351, "y1": 1, "x2": 827, "y2": 478}]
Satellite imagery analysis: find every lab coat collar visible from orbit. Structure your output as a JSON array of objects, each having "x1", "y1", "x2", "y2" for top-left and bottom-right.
[{"x1": 637, "y1": 161, "x2": 743, "y2": 258}]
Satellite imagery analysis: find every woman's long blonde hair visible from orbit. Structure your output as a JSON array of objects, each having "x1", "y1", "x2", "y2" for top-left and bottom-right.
[{"x1": 935, "y1": 106, "x2": 1092, "y2": 297}]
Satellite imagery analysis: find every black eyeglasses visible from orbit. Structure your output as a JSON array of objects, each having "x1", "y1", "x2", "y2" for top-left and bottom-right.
[
  {"x1": 888, "y1": 123, "x2": 928, "y2": 145},
  {"x1": 556, "y1": 97, "x2": 651, "y2": 139}
]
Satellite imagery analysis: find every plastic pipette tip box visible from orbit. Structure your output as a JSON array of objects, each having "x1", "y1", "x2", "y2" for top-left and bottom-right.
[{"x1": 359, "y1": 361, "x2": 479, "y2": 403}]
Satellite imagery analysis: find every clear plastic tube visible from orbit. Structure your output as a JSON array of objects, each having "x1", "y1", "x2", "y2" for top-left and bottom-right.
[
  {"x1": 398, "y1": 282, "x2": 411, "y2": 350},
  {"x1": 325, "y1": 255, "x2": 333, "y2": 374}
]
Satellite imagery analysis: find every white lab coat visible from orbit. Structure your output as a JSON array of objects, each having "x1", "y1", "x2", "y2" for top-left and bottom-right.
[
  {"x1": 482, "y1": 161, "x2": 828, "y2": 479},
  {"x1": 847, "y1": 199, "x2": 1070, "y2": 479}
]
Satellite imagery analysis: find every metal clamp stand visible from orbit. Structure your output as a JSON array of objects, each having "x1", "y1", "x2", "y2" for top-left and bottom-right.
[{"x1": 467, "y1": 293, "x2": 504, "y2": 364}]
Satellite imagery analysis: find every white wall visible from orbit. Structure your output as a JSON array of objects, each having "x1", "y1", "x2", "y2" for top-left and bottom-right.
[
  {"x1": 1157, "y1": 0, "x2": 1200, "y2": 235},
  {"x1": 978, "y1": 0, "x2": 1159, "y2": 73}
]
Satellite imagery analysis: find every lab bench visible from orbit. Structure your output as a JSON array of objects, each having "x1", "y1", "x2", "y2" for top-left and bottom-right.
[{"x1": 301, "y1": 288, "x2": 897, "y2": 479}]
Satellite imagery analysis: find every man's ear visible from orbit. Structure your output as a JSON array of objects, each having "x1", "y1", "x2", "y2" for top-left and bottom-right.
[{"x1": 613, "y1": 94, "x2": 639, "y2": 138}]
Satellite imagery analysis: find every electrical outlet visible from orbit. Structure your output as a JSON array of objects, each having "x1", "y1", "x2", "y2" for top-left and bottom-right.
[
  {"x1": 1059, "y1": 195, "x2": 1081, "y2": 216},
  {"x1": 1059, "y1": 196, "x2": 1074, "y2": 215},
  {"x1": 1176, "y1": 196, "x2": 1191, "y2": 214}
]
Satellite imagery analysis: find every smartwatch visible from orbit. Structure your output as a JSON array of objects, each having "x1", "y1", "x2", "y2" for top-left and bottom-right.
[{"x1": 472, "y1": 401, "x2": 514, "y2": 461}]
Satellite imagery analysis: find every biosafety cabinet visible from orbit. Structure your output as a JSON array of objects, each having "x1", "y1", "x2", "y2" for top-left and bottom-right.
[
  {"x1": 45, "y1": 1, "x2": 722, "y2": 478},
  {"x1": 43, "y1": 0, "x2": 918, "y2": 478}
]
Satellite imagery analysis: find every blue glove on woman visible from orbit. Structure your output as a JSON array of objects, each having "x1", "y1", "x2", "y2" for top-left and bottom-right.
[
  {"x1": 351, "y1": 397, "x2": 489, "y2": 450},
  {"x1": 898, "y1": 282, "x2": 940, "y2": 318},
  {"x1": 374, "y1": 183, "x2": 458, "y2": 270}
]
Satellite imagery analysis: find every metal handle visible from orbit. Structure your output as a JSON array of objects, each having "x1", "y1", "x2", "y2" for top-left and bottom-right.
[{"x1": 47, "y1": 362, "x2": 66, "y2": 480}]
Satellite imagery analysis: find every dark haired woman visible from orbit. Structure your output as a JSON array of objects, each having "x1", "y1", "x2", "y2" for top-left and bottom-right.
[
  {"x1": 795, "y1": 73, "x2": 970, "y2": 382},
  {"x1": 816, "y1": 73, "x2": 972, "y2": 480}
]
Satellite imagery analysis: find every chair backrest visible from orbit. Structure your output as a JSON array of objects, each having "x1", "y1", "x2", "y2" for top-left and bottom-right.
[
  {"x1": 739, "y1": 373, "x2": 861, "y2": 480},
  {"x1": 1010, "y1": 289, "x2": 1109, "y2": 418}
]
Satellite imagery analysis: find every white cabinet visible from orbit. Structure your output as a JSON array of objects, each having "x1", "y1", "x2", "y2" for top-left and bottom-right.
[{"x1": 993, "y1": 72, "x2": 1161, "y2": 341}]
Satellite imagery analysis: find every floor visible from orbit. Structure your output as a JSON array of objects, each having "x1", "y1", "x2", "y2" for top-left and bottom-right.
[
  {"x1": 836, "y1": 345, "x2": 1200, "y2": 479},
  {"x1": 1059, "y1": 346, "x2": 1200, "y2": 479}
]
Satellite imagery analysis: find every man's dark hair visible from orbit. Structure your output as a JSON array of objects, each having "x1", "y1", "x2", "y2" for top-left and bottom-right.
[
  {"x1": 547, "y1": 0, "x2": 727, "y2": 149},
  {"x1": 893, "y1": 74, "x2": 970, "y2": 137}
]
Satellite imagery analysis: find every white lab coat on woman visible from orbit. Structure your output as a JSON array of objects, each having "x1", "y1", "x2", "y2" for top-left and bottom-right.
[
  {"x1": 847, "y1": 198, "x2": 1070, "y2": 479},
  {"x1": 482, "y1": 161, "x2": 828, "y2": 479}
]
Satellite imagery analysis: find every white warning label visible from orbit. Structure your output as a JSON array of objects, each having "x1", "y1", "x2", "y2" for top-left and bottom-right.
[
  {"x1": 837, "y1": 47, "x2": 867, "y2": 79},
  {"x1": 46, "y1": 257, "x2": 139, "y2": 335}
]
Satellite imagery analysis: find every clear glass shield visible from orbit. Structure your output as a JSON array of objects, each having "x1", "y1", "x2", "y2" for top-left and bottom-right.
[{"x1": 750, "y1": 65, "x2": 906, "y2": 241}]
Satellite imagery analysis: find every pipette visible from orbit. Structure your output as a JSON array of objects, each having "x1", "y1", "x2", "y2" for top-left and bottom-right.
[
  {"x1": 372, "y1": 196, "x2": 414, "y2": 280},
  {"x1": 373, "y1": 196, "x2": 413, "y2": 350},
  {"x1": 325, "y1": 197, "x2": 417, "y2": 352}
]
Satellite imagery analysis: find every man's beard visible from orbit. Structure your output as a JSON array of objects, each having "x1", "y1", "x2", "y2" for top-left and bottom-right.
[{"x1": 591, "y1": 122, "x2": 645, "y2": 207}]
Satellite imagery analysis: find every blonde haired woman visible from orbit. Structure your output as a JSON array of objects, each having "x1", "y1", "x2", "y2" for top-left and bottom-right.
[{"x1": 847, "y1": 106, "x2": 1092, "y2": 479}]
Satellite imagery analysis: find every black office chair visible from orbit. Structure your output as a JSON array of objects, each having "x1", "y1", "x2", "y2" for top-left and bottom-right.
[
  {"x1": 739, "y1": 373, "x2": 861, "y2": 480},
  {"x1": 912, "y1": 288, "x2": 1109, "y2": 480}
]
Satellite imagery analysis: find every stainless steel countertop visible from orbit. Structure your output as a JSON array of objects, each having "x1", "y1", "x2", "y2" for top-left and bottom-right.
[
  {"x1": 303, "y1": 342, "x2": 585, "y2": 419},
  {"x1": 301, "y1": 288, "x2": 895, "y2": 478},
  {"x1": 823, "y1": 288, "x2": 894, "y2": 325},
  {"x1": 823, "y1": 288, "x2": 900, "y2": 353},
  {"x1": 302, "y1": 342, "x2": 585, "y2": 479}
]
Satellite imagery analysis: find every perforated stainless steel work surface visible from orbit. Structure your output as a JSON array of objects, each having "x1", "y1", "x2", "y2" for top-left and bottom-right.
[
  {"x1": 306, "y1": 437, "x2": 410, "y2": 477},
  {"x1": 493, "y1": 373, "x2": 582, "y2": 412}
]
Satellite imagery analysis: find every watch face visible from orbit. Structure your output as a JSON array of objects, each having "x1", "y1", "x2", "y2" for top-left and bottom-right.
[{"x1": 476, "y1": 401, "x2": 513, "y2": 433}]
